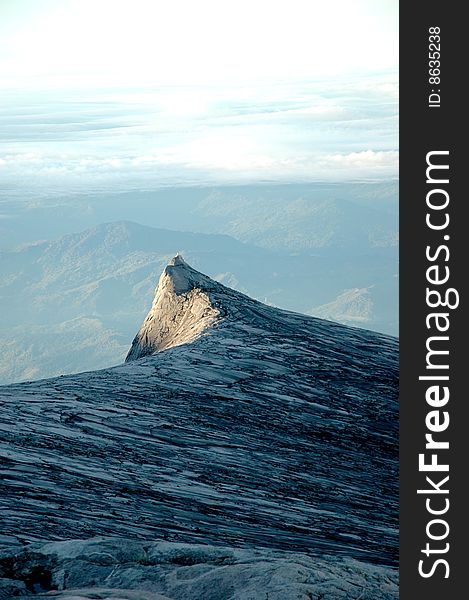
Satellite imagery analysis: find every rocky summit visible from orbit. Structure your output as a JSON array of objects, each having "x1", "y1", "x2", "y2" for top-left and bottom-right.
[{"x1": 0, "y1": 257, "x2": 399, "y2": 599}]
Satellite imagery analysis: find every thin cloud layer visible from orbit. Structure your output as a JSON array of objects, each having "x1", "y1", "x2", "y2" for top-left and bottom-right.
[{"x1": 0, "y1": 74, "x2": 398, "y2": 194}]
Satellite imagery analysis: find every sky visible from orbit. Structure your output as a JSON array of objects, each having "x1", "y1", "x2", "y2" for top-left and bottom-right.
[{"x1": 0, "y1": 0, "x2": 398, "y2": 191}]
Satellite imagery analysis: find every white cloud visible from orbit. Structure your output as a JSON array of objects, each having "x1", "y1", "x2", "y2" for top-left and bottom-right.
[
  {"x1": 0, "y1": 75, "x2": 398, "y2": 189},
  {"x1": 322, "y1": 150, "x2": 399, "y2": 169}
]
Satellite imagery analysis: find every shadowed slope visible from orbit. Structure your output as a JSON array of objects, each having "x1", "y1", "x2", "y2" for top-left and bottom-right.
[{"x1": 0, "y1": 257, "x2": 399, "y2": 577}]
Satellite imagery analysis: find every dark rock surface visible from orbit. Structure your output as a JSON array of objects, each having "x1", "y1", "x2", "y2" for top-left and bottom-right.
[{"x1": 0, "y1": 257, "x2": 398, "y2": 597}]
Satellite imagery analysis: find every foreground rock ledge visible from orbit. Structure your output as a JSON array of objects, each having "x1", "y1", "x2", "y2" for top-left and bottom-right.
[{"x1": 0, "y1": 537, "x2": 398, "y2": 600}]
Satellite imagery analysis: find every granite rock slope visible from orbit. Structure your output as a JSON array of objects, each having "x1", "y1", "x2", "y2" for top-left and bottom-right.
[{"x1": 0, "y1": 257, "x2": 398, "y2": 597}]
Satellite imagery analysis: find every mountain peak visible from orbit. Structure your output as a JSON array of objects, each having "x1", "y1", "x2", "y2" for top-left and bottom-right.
[
  {"x1": 168, "y1": 253, "x2": 186, "y2": 267},
  {"x1": 125, "y1": 256, "x2": 221, "y2": 361},
  {"x1": 160, "y1": 253, "x2": 219, "y2": 295}
]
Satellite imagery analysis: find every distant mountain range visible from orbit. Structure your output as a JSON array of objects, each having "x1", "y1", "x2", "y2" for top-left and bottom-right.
[
  {"x1": 0, "y1": 219, "x2": 397, "y2": 384},
  {"x1": 193, "y1": 190, "x2": 398, "y2": 252},
  {"x1": 1, "y1": 182, "x2": 398, "y2": 251}
]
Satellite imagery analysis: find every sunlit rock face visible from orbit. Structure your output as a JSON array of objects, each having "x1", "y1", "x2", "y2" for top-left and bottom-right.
[
  {"x1": 125, "y1": 255, "x2": 221, "y2": 361},
  {"x1": 0, "y1": 257, "x2": 398, "y2": 598}
]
